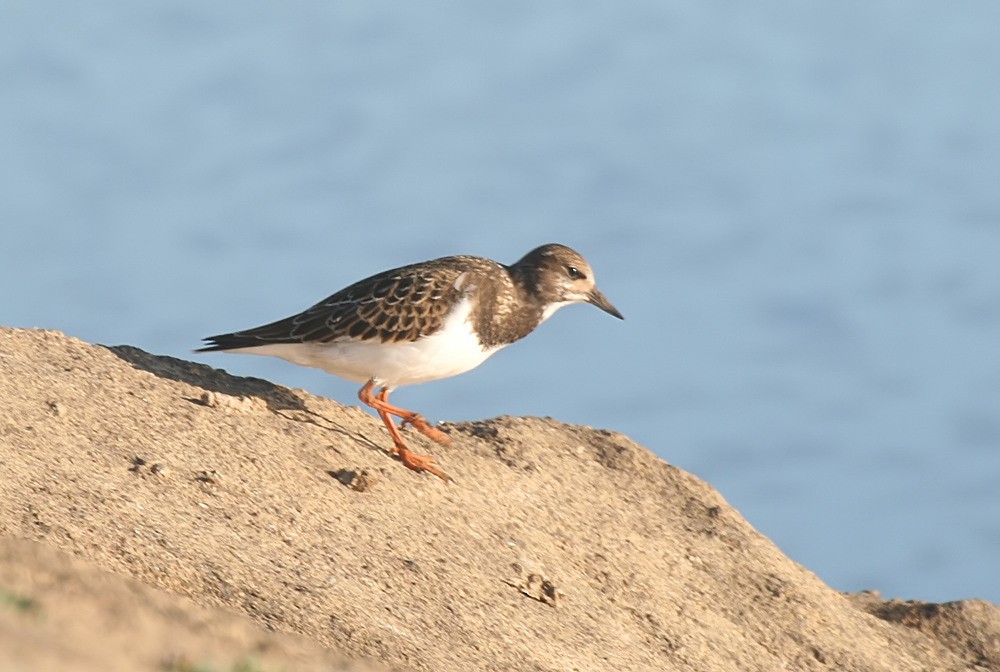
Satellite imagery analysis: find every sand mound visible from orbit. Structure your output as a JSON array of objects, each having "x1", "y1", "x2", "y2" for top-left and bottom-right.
[{"x1": 1, "y1": 327, "x2": 997, "y2": 671}]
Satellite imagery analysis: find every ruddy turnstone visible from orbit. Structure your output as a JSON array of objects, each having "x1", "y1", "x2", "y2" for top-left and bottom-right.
[{"x1": 198, "y1": 243, "x2": 623, "y2": 481}]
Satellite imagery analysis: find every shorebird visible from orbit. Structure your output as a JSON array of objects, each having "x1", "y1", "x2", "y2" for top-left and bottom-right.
[{"x1": 198, "y1": 243, "x2": 622, "y2": 481}]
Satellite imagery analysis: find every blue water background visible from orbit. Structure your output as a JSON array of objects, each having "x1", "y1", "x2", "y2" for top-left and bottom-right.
[{"x1": 3, "y1": 3, "x2": 999, "y2": 603}]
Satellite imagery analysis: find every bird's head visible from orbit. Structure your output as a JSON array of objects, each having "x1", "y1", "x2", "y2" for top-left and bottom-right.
[{"x1": 513, "y1": 243, "x2": 624, "y2": 321}]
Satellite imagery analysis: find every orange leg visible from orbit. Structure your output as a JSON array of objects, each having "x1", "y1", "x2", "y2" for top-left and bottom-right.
[
  {"x1": 358, "y1": 380, "x2": 451, "y2": 481},
  {"x1": 358, "y1": 380, "x2": 450, "y2": 445}
]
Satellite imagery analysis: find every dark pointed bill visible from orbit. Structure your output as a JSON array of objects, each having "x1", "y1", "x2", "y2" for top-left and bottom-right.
[{"x1": 587, "y1": 288, "x2": 624, "y2": 320}]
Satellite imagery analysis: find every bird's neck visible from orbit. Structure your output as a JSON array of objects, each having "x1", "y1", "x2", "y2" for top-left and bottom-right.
[{"x1": 469, "y1": 270, "x2": 546, "y2": 349}]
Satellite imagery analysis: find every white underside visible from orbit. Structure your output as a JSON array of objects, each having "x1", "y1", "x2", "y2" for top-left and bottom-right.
[{"x1": 224, "y1": 296, "x2": 504, "y2": 388}]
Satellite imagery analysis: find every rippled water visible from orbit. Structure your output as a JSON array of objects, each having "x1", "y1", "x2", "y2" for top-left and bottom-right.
[{"x1": 3, "y1": 2, "x2": 999, "y2": 603}]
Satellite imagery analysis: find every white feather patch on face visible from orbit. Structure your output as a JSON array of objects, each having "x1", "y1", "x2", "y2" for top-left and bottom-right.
[{"x1": 540, "y1": 300, "x2": 574, "y2": 322}]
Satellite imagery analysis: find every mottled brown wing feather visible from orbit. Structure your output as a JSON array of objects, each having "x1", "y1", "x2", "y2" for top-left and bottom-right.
[{"x1": 198, "y1": 257, "x2": 482, "y2": 351}]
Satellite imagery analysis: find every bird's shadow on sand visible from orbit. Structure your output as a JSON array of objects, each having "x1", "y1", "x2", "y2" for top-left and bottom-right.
[{"x1": 105, "y1": 344, "x2": 381, "y2": 451}]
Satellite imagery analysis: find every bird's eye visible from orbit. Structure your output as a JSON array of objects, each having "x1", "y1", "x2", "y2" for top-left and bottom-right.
[{"x1": 566, "y1": 265, "x2": 586, "y2": 280}]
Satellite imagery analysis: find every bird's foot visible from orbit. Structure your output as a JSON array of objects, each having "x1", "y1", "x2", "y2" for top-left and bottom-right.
[
  {"x1": 400, "y1": 414, "x2": 451, "y2": 445},
  {"x1": 397, "y1": 446, "x2": 451, "y2": 482}
]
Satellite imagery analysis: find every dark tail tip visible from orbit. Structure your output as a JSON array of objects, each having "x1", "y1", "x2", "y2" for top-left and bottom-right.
[{"x1": 195, "y1": 334, "x2": 250, "y2": 353}]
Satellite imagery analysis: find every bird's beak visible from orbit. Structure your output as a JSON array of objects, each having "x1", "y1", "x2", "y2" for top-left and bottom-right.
[{"x1": 587, "y1": 288, "x2": 624, "y2": 320}]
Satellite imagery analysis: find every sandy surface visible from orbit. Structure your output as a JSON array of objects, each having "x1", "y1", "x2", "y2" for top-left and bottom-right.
[{"x1": 1, "y1": 326, "x2": 997, "y2": 671}]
